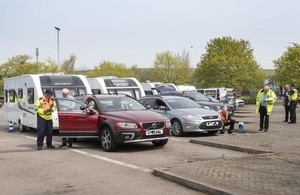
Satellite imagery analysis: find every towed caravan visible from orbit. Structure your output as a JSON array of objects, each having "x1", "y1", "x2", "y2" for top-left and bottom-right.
[
  {"x1": 4, "y1": 74, "x2": 92, "y2": 131},
  {"x1": 87, "y1": 76, "x2": 145, "y2": 99}
]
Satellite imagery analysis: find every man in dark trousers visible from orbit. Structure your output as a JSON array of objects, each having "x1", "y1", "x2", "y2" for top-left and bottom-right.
[
  {"x1": 288, "y1": 84, "x2": 298, "y2": 124},
  {"x1": 34, "y1": 89, "x2": 56, "y2": 150},
  {"x1": 59, "y1": 88, "x2": 75, "y2": 147},
  {"x1": 256, "y1": 85, "x2": 277, "y2": 132},
  {"x1": 282, "y1": 84, "x2": 290, "y2": 122}
]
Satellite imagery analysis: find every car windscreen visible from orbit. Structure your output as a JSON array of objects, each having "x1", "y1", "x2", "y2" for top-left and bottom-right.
[
  {"x1": 166, "y1": 97, "x2": 201, "y2": 109},
  {"x1": 188, "y1": 93, "x2": 210, "y2": 101},
  {"x1": 99, "y1": 97, "x2": 146, "y2": 111}
]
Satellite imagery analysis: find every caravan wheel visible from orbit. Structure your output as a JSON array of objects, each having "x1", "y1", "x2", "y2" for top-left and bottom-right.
[{"x1": 18, "y1": 122, "x2": 27, "y2": 132}]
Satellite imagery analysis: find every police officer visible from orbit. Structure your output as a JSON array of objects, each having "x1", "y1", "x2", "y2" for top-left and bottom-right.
[
  {"x1": 256, "y1": 85, "x2": 277, "y2": 132},
  {"x1": 288, "y1": 84, "x2": 298, "y2": 124},
  {"x1": 34, "y1": 89, "x2": 56, "y2": 150}
]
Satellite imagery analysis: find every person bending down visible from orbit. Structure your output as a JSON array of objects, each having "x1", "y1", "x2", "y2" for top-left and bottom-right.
[{"x1": 220, "y1": 106, "x2": 235, "y2": 134}]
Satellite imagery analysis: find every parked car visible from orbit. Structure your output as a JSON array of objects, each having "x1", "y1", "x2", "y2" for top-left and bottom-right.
[
  {"x1": 206, "y1": 95, "x2": 235, "y2": 115},
  {"x1": 56, "y1": 95, "x2": 171, "y2": 152},
  {"x1": 227, "y1": 97, "x2": 245, "y2": 107},
  {"x1": 186, "y1": 92, "x2": 235, "y2": 115},
  {"x1": 138, "y1": 95, "x2": 222, "y2": 136}
]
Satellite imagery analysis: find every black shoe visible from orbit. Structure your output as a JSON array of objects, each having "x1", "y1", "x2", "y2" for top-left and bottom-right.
[
  {"x1": 264, "y1": 129, "x2": 268, "y2": 132},
  {"x1": 47, "y1": 145, "x2": 55, "y2": 148},
  {"x1": 59, "y1": 143, "x2": 67, "y2": 148},
  {"x1": 220, "y1": 130, "x2": 225, "y2": 134},
  {"x1": 282, "y1": 120, "x2": 288, "y2": 122},
  {"x1": 67, "y1": 144, "x2": 73, "y2": 147},
  {"x1": 288, "y1": 122, "x2": 296, "y2": 124},
  {"x1": 259, "y1": 128, "x2": 263, "y2": 131},
  {"x1": 37, "y1": 146, "x2": 42, "y2": 150}
]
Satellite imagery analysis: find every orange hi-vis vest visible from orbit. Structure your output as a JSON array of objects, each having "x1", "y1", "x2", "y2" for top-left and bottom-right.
[{"x1": 34, "y1": 95, "x2": 56, "y2": 120}]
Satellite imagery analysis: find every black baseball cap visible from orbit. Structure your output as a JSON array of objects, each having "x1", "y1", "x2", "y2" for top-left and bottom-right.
[{"x1": 44, "y1": 89, "x2": 53, "y2": 95}]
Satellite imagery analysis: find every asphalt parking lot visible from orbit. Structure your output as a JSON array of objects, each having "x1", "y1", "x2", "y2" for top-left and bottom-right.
[{"x1": 1, "y1": 101, "x2": 299, "y2": 195}]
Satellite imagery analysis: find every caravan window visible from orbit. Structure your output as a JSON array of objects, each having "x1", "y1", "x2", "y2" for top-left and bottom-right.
[
  {"x1": 27, "y1": 88, "x2": 34, "y2": 104},
  {"x1": 18, "y1": 88, "x2": 23, "y2": 99},
  {"x1": 92, "y1": 89, "x2": 101, "y2": 95},
  {"x1": 9, "y1": 89, "x2": 16, "y2": 103},
  {"x1": 105, "y1": 79, "x2": 137, "y2": 87}
]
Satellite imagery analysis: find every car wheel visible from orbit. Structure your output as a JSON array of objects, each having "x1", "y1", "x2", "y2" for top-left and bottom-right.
[
  {"x1": 18, "y1": 122, "x2": 27, "y2": 132},
  {"x1": 171, "y1": 119, "x2": 183, "y2": 137},
  {"x1": 152, "y1": 139, "x2": 168, "y2": 147},
  {"x1": 100, "y1": 127, "x2": 118, "y2": 152}
]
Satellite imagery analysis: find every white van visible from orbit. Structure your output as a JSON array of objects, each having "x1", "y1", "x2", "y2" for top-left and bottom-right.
[
  {"x1": 87, "y1": 77, "x2": 145, "y2": 99},
  {"x1": 4, "y1": 73, "x2": 92, "y2": 131},
  {"x1": 176, "y1": 85, "x2": 197, "y2": 92}
]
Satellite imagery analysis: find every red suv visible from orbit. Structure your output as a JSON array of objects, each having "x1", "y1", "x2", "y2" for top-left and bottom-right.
[{"x1": 56, "y1": 94, "x2": 170, "y2": 152}]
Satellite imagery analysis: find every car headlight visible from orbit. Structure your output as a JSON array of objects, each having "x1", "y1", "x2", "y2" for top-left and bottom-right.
[
  {"x1": 164, "y1": 117, "x2": 172, "y2": 128},
  {"x1": 182, "y1": 114, "x2": 202, "y2": 121},
  {"x1": 117, "y1": 122, "x2": 137, "y2": 128}
]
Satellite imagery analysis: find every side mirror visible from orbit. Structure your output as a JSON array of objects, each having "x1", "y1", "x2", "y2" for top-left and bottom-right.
[
  {"x1": 80, "y1": 105, "x2": 86, "y2": 110},
  {"x1": 86, "y1": 108, "x2": 95, "y2": 115}
]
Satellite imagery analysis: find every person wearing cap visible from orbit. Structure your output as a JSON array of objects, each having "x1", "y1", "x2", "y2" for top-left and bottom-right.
[
  {"x1": 34, "y1": 89, "x2": 56, "y2": 150},
  {"x1": 256, "y1": 85, "x2": 277, "y2": 132},
  {"x1": 59, "y1": 88, "x2": 75, "y2": 148}
]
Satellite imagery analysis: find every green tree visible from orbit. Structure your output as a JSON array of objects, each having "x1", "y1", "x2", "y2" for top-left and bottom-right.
[
  {"x1": 61, "y1": 54, "x2": 76, "y2": 73},
  {"x1": 0, "y1": 54, "x2": 60, "y2": 96},
  {"x1": 274, "y1": 43, "x2": 300, "y2": 88},
  {"x1": 86, "y1": 60, "x2": 134, "y2": 78},
  {"x1": 151, "y1": 50, "x2": 190, "y2": 84},
  {"x1": 193, "y1": 36, "x2": 264, "y2": 91}
]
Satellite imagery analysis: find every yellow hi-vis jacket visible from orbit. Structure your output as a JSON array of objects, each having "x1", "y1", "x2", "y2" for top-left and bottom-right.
[
  {"x1": 256, "y1": 89, "x2": 277, "y2": 115},
  {"x1": 289, "y1": 89, "x2": 298, "y2": 101},
  {"x1": 34, "y1": 95, "x2": 56, "y2": 120}
]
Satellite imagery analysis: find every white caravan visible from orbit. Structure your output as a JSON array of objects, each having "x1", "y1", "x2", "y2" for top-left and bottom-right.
[
  {"x1": 141, "y1": 81, "x2": 163, "y2": 95},
  {"x1": 3, "y1": 74, "x2": 92, "y2": 131},
  {"x1": 87, "y1": 77, "x2": 145, "y2": 99}
]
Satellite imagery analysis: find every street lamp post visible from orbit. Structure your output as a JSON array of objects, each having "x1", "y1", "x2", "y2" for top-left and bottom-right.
[{"x1": 55, "y1": 27, "x2": 60, "y2": 66}]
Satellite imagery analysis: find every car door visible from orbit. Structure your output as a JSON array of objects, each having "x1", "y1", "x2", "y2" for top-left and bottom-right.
[{"x1": 56, "y1": 98, "x2": 99, "y2": 137}]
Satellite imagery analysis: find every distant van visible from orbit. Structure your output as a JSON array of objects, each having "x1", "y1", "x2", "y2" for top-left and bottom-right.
[
  {"x1": 176, "y1": 85, "x2": 197, "y2": 92},
  {"x1": 197, "y1": 88, "x2": 235, "y2": 101}
]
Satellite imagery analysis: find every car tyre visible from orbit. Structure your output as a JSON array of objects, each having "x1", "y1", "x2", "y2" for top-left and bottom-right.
[
  {"x1": 100, "y1": 127, "x2": 118, "y2": 152},
  {"x1": 18, "y1": 122, "x2": 27, "y2": 132},
  {"x1": 171, "y1": 119, "x2": 183, "y2": 137},
  {"x1": 152, "y1": 139, "x2": 168, "y2": 147}
]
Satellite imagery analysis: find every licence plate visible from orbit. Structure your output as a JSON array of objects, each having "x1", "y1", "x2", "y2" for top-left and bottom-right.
[
  {"x1": 146, "y1": 129, "x2": 163, "y2": 136},
  {"x1": 206, "y1": 121, "x2": 219, "y2": 127}
]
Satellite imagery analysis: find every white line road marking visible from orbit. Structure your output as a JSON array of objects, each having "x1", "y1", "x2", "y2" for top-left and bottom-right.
[
  {"x1": 71, "y1": 149, "x2": 152, "y2": 173},
  {"x1": 22, "y1": 134, "x2": 152, "y2": 173}
]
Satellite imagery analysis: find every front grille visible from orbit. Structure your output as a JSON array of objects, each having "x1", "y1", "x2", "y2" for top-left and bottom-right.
[
  {"x1": 142, "y1": 122, "x2": 164, "y2": 129},
  {"x1": 202, "y1": 115, "x2": 219, "y2": 120}
]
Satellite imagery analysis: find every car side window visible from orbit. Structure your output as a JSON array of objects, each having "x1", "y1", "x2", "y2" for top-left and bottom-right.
[
  {"x1": 58, "y1": 99, "x2": 83, "y2": 112},
  {"x1": 154, "y1": 99, "x2": 165, "y2": 110}
]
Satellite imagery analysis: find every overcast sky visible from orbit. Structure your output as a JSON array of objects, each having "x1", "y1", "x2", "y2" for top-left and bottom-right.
[{"x1": 1, "y1": 0, "x2": 299, "y2": 70}]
